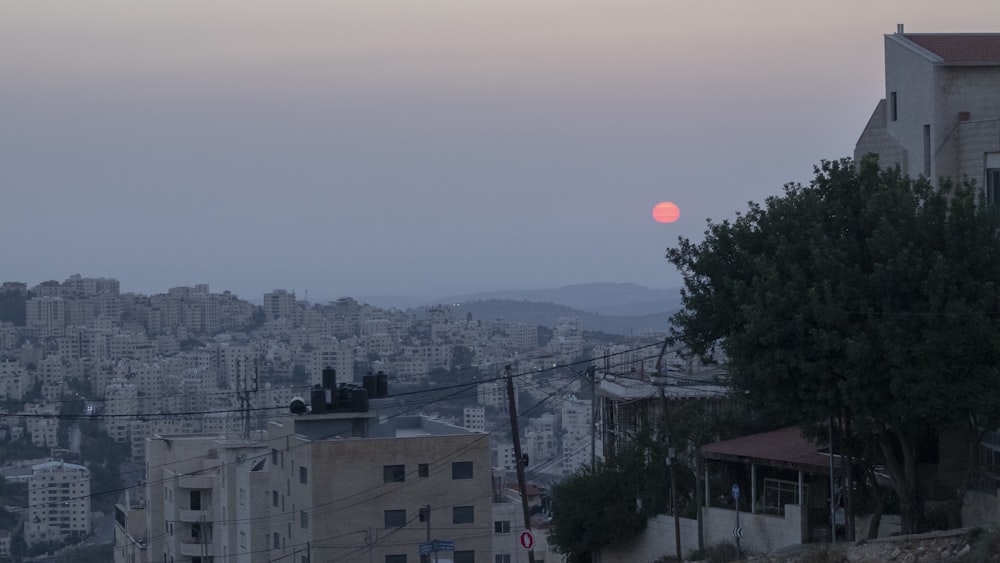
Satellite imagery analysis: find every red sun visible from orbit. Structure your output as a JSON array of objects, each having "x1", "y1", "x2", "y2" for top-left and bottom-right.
[{"x1": 652, "y1": 201, "x2": 680, "y2": 223}]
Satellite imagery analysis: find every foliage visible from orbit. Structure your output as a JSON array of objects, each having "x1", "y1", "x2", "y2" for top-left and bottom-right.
[
  {"x1": 537, "y1": 325, "x2": 553, "y2": 347},
  {"x1": 451, "y1": 345, "x2": 474, "y2": 370},
  {"x1": 666, "y1": 157, "x2": 1000, "y2": 533},
  {"x1": 686, "y1": 542, "x2": 742, "y2": 563},
  {"x1": 179, "y1": 338, "x2": 206, "y2": 351},
  {"x1": 549, "y1": 465, "x2": 647, "y2": 562},
  {"x1": 958, "y1": 526, "x2": 1000, "y2": 562},
  {"x1": 0, "y1": 290, "x2": 29, "y2": 326},
  {"x1": 0, "y1": 434, "x2": 48, "y2": 461},
  {"x1": 291, "y1": 364, "x2": 308, "y2": 383},
  {"x1": 548, "y1": 440, "x2": 669, "y2": 561}
]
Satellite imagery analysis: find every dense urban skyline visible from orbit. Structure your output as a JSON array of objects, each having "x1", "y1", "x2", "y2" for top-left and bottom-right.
[{"x1": 4, "y1": 1, "x2": 999, "y2": 301}]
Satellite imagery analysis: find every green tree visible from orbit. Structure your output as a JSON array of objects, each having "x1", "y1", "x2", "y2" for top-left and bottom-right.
[
  {"x1": 548, "y1": 445, "x2": 660, "y2": 562},
  {"x1": 666, "y1": 158, "x2": 1000, "y2": 533},
  {"x1": 0, "y1": 290, "x2": 29, "y2": 326}
]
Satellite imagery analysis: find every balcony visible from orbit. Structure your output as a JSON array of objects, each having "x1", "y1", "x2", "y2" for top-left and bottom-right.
[
  {"x1": 178, "y1": 475, "x2": 213, "y2": 489},
  {"x1": 179, "y1": 539, "x2": 214, "y2": 558},
  {"x1": 178, "y1": 508, "x2": 213, "y2": 523}
]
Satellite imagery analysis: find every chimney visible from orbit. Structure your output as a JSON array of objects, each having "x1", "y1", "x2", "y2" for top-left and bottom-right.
[{"x1": 897, "y1": 24, "x2": 904, "y2": 34}]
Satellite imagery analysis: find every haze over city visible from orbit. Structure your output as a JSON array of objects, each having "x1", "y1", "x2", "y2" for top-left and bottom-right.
[{"x1": 4, "y1": 1, "x2": 999, "y2": 301}]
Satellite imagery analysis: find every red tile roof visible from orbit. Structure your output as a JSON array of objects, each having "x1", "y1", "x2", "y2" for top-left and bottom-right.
[
  {"x1": 904, "y1": 33, "x2": 1000, "y2": 64},
  {"x1": 700, "y1": 426, "x2": 844, "y2": 475}
]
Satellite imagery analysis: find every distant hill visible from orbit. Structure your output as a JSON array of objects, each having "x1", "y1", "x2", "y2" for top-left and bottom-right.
[
  {"x1": 416, "y1": 299, "x2": 674, "y2": 335},
  {"x1": 433, "y1": 283, "x2": 682, "y2": 316}
]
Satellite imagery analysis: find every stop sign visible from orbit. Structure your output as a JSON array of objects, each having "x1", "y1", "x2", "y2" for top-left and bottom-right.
[{"x1": 519, "y1": 530, "x2": 534, "y2": 550}]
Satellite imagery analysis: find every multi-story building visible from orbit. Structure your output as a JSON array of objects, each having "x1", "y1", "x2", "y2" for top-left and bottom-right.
[
  {"x1": 855, "y1": 27, "x2": 1000, "y2": 193},
  {"x1": 25, "y1": 461, "x2": 92, "y2": 547},
  {"x1": 24, "y1": 403, "x2": 60, "y2": 449},
  {"x1": 263, "y1": 289, "x2": 297, "y2": 322},
  {"x1": 463, "y1": 406, "x2": 486, "y2": 433},
  {"x1": 138, "y1": 390, "x2": 493, "y2": 563},
  {"x1": 113, "y1": 488, "x2": 148, "y2": 563},
  {"x1": 26, "y1": 296, "x2": 66, "y2": 337}
]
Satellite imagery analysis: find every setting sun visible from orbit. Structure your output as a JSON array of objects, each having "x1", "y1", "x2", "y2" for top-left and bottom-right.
[{"x1": 652, "y1": 201, "x2": 680, "y2": 223}]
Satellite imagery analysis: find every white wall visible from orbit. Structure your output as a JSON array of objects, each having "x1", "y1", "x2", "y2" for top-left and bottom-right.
[{"x1": 599, "y1": 514, "x2": 699, "y2": 563}]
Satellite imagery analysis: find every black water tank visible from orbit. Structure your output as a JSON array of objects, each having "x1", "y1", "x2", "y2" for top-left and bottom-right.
[
  {"x1": 310, "y1": 386, "x2": 328, "y2": 414},
  {"x1": 362, "y1": 374, "x2": 377, "y2": 397},
  {"x1": 350, "y1": 388, "x2": 369, "y2": 412},
  {"x1": 322, "y1": 368, "x2": 337, "y2": 389},
  {"x1": 376, "y1": 372, "x2": 388, "y2": 398},
  {"x1": 335, "y1": 384, "x2": 351, "y2": 411}
]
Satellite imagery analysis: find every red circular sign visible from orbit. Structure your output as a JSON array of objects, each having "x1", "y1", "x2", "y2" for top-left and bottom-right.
[{"x1": 519, "y1": 530, "x2": 534, "y2": 550}]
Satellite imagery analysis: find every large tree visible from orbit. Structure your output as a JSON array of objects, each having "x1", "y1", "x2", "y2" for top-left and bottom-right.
[{"x1": 666, "y1": 157, "x2": 1000, "y2": 533}]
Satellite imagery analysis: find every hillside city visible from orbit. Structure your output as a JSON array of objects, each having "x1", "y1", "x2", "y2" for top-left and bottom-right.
[{"x1": 0, "y1": 274, "x2": 694, "y2": 562}]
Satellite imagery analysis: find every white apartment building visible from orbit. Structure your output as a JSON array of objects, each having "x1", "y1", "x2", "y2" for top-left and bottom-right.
[
  {"x1": 263, "y1": 289, "x2": 297, "y2": 322},
  {"x1": 24, "y1": 403, "x2": 60, "y2": 449},
  {"x1": 25, "y1": 461, "x2": 92, "y2": 547},
  {"x1": 0, "y1": 358, "x2": 30, "y2": 401},
  {"x1": 26, "y1": 296, "x2": 66, "y2": 337},
  {"x1": 463, "y1": 406, "x2": 486, "y2": 433},
  {"x1": 855, "y1": 27, "x2": 1000, "y2": 193},
  {"x1": 137, "y1": 392, "x2": 493, "y2": 563}
]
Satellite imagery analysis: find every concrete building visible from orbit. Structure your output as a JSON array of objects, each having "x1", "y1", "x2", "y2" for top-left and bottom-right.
[
  {"x1": 26, "y1": 296, "x2": 66, "y2": 337},
  {"x1": 264, "y1": 410, "x2": 492, "y2": 563},
  {"x1": 25, "y1": 461, "x2": 92, "y2": 547},
  {"x1": 263, "y1": 289, "x2": 297, "y2": 322},
  {"x1": 138, "y1": 385, "x2": 493, "y2": 563},
  {"x1": 463, "y1": 406, "x2": 486, "y2": 433},
  {"x1": 855, "y1": 27, "x2": 1000, "y2": 193}
]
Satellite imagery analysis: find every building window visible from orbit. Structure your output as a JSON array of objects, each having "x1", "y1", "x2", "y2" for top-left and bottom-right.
[
  {"x1": 383, "y1": 465, "x2": 405, "y2": 483},
  {"x1": 890, "y1": 91, "x2": 897, "y2": 121},
  {"x1": 494, "y1": 520, "x2": 510, "y2": 534},
  {"x1": 300, "y1": 510, "x2": 309, "y2": 529},
  {"x1": 273, "y1": 532, "x2": 280, "y2": 550},
  {"x1": 418, "y1": 463, "x2": 429, "y2": 478},
  {"x1": 384, "y1": 509, "x2": 406, "y2": 528},
  {"x1": 299, "y1": 466, "x2": 308, "y2": 485},
  {"x1": 271, "y1": 448, "x2": 278, "y2": 465},
  {"x1": 495, "y1": 555, "x2": 512, "y2": 563},
  {"x1": 987, "y1": 168, "x2": 1000, "y2": 206},
  {"x1": 453, "y1": 506, "x2": 474, "y2": 524},
  {"x1": 454, "y1": 551, "x2": 475, "y2": 563},
  {"x1": 451, "y1": 461, "x2": 473, "y2": 480},
  {"x1": 385, "y1": 556, "x2": 407, "y2": 563},
  {"x1": 272, "y1": 490, "x2": 279, "y2": 507}
]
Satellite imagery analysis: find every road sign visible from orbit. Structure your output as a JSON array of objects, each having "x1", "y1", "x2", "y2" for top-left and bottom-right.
[
  {"x1": 519, "y1": 530, "x2": 534, "y2": 550},
  {"x1": 419, "y1": 542, "x2": 433, "y2": 555},
  {"x1": 433, "y1": 540, "x2": 455, "y2": 551},
  {"x1": 731, "y1": 483, "x2": 740, "y2": 500},
  {"x1": 733, "y1": 527, "x2": 744, "y2": 539}
]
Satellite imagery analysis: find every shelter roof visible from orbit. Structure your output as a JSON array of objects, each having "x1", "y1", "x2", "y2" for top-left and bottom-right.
[{"x1": 699, "y1": 426, "x2": 844, "y2": 475}]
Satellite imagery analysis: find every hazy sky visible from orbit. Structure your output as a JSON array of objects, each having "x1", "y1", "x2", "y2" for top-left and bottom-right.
[{"x1": 4, "y1": 1, "x2": 999, "y2": 301}]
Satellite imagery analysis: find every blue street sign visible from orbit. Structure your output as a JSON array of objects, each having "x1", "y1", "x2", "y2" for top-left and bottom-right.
[
  {"x1": 419, "y1": 542, "x2": 433, "y2": 555},
  {"x1": 433, "y1": 540, "x2": 455, "y2": 551},
  {"x1": 731, "y1": 483, "x2": 740, "y2": 500}
]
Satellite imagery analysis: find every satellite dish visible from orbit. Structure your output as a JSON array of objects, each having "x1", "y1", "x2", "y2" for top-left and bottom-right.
[{"x1": 289, "y1": 397, "x2": 307, "y2": 415}]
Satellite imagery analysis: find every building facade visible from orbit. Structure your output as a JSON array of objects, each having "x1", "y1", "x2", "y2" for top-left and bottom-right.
[
  {"x1": 855, "y1": 27, "x2": 1000, "y2": 195},
  {"x1": 25, "y1": 461, "x2": 92, "y2": 547}
]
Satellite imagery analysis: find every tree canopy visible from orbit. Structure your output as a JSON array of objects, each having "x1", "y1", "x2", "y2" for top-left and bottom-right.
[{"x1": 666, "y1": 157, "x2": 1000, "y2": 533}]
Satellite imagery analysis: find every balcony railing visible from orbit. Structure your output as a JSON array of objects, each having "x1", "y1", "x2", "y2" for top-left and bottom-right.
[{"x1": 178, "y1": 508, "x2": 213, "y2": 523}]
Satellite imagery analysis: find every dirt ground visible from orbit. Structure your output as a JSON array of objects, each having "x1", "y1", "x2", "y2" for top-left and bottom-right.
[{"x1": 738, "y1": 528, "x2": 990, "y2": 563}]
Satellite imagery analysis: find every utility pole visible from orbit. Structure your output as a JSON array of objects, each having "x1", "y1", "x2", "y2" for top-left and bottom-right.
[
  {"x1": 655, "y1": 338, "x2": 681, "y2": 560},
  {"x1": 505, "y1": 365, "x2": 535, "y2": 563},
  {"x1": 588, "y1": 366, "x2": 597, "y2": 470}
]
